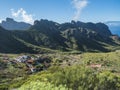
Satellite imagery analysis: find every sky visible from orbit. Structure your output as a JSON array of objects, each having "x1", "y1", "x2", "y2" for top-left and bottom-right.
[{"x1": 0, "y1": 0, "x2": 120, "y2": 24}]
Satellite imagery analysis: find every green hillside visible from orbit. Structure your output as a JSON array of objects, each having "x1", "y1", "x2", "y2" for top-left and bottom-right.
[
  {"x1": 0, "y1": 26, "x2": 56, "y2": 53},
  {"x1": 1, "y1": 20, "x2": 120, "y2": 90},
  {"x1": 0, "y1": 51, "x2": 119, "y2": 90},
  {"x1": 0, "y1": 20, "x2": 120, "y2": 53},
  {"x1": 13, "y1": 20, "x2": 120, "y2": 52}
]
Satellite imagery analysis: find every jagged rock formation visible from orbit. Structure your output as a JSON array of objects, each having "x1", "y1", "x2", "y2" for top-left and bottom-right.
[
  {"x1": 0, "y1": 19, "x2": 120, "y2": 53},
  {"x1": 0, "y1": 18, "x2": 31, "y2": 30}
]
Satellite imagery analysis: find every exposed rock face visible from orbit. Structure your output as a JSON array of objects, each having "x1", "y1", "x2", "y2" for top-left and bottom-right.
[{"x1": 111, "y1": 35, "x2": 120, "y2": 40}]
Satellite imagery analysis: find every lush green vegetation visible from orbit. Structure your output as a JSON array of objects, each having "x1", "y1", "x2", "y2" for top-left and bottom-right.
[
  {"x1": 1, "y1": 18, "x2": 120, "y2": 90},
  {"x1": 16, "y1": 65, "x2": 120, "y2": 90},
  {"x1": 0, "y1": 51, "x2": 120, "y2": 90}
]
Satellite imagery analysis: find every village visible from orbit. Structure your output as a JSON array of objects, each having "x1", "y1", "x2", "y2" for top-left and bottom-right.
[
  {"x1": 0, "y1": 53, "x2": 103, "y2": 74},
  {"x1": 0, "y1": 54, "x2": 51, "y2": 73}
]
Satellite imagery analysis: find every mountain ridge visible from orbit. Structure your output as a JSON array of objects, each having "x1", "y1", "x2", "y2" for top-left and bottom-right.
[
  {"x1": 0, "y1": 19, "x2": 120, "y2": 53},
  {"x1": 0, "y1": 18, "x2": 31, "y2": 30}
]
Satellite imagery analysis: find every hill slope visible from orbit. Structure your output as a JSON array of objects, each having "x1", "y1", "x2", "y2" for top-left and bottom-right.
[
  {"x1": 0, "y1": 26, "x2": 55, "y2": 53},
  {"x1": 13, "y1": 20, "x2": 120, "y2": 52},
  {"x1": 0, "y1": 19, "x2": 120, "y2": 53}
]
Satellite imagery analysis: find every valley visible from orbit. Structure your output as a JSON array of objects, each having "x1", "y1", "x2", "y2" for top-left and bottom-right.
[
  {"x1": 0, "y1": 0, "x2": 120, "y2": 89},
  {"x1": 0, "y1": 19, "x2": 120, "y2": 53},
  {"x1": 0, "y1": 18, "x2": 120, "y2": 90}
]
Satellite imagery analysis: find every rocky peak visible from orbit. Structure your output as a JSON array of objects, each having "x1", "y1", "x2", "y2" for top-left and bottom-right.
[
  {"x1": 6, "y1": 18, "x2": 14, "y2": 22},
  {"x1": 0, "y1": 18, "x2": 31, "y2": 30}
]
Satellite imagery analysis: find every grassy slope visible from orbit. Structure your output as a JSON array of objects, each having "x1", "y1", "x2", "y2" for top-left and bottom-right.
[
  {"x1": 0, "y1": 51, "x2": 118, "y2": 89},
  {"x1": 15, "y1": 37, "x2": 58, "y2": 54}
]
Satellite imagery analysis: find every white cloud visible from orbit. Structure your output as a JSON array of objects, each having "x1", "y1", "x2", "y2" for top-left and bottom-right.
[
  {"x1": 11, "y1": 8, "x2": 34, "y2": 24},
  {"x1": 107, "y1": 23, "x2": 120, "y2": 26},
  {"x1": 72, "y1": 0, "x2": 88, "y2": 21},
  {"x1": 0, "y1": 19, "x2": 2, "y2": 23}
]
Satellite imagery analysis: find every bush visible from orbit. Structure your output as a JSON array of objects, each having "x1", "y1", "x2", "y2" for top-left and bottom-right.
[{"x1": 18, "y1": 81, "x2": 68, "y2": 90}]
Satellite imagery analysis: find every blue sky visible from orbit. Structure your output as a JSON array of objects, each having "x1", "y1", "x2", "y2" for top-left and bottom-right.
[{"x1": 0, "y1": 0, "x2": 120, "y2": 24}]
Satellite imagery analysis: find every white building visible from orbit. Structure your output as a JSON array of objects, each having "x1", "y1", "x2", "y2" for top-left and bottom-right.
[{"x1": 15, "y1": 55, "x2": 31, "y2": 62}]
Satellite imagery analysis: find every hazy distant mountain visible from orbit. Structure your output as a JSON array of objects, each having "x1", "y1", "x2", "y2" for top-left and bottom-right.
[
  {"x1": 0, "y1": 18, "x2": 31, "y2": 30},
  {"x1": 105, "y1": 21, "x2": 120, "y2": 36},
  {"x1": 0, "y1": 19, "x2": 120, "y2": 53}
]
